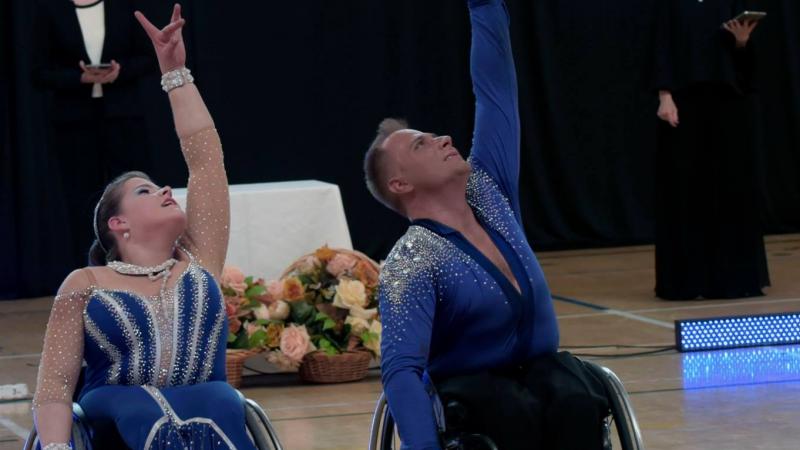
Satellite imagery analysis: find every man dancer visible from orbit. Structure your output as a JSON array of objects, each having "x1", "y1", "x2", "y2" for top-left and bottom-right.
[{"x1": 364, "y1": 1, "x2": 607, "y2": 449}]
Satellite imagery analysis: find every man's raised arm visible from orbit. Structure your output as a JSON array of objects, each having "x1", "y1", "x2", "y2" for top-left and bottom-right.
[{"x1": 468, "y1": 0, "x2": 522, "y2": 220}]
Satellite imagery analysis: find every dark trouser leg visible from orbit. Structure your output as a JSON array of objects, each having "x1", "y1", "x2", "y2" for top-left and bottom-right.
[
  {"x1": 437, "y1": 370, "x2": 545, "y2": 450},
  {"x1": 522, "y1": 353, "x2": 607, "y2": 450}
]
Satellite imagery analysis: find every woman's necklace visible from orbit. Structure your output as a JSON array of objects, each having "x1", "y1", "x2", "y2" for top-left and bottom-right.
[{"x1": 107, "y1": 257, "x2": 178, "y2": 300}]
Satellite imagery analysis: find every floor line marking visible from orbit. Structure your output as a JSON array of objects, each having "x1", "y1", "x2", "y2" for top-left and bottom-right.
[
  {"x1": 604, "y1": 310, "x2": 675, "y2": 329},
  {"x1": 0, "y1": 417, "x2": 30, "y2": 440},
  {"x1": 555, "y1": 296, "x2": 800, "y2": 321},
  {"x1": 630, "y1": 297, "x2": 800, "y2": 314},
  {"x1": 553, "y1": 295, "x2": 674, "y2": 329},
  {"x1": 0, "y1": 353, "x2": 41, "y2": 361}
]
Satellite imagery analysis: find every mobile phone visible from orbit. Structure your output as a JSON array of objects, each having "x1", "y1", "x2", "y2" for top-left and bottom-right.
[
  {"x1": 86, "y1": 63, "x2": 113, "y2": 70},
  {"x1": 732, "y1": 11, "x2": 767, "y2": 23}
]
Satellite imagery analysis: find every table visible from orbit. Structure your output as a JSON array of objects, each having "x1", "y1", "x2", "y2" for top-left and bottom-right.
[{"x1": 173, "y1": 180, "x2": 352, "y2": 280}]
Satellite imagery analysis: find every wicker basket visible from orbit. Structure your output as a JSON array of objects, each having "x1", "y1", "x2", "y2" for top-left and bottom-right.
[
  {"x1": 226, "y1": 349, "x2": 260, "y2": 388},
  {"x1": 298, "y1": 350, "x2": 372, "y2": 383},
  {"x1": 280, "y1": 247, "x2": 380, "y2": 278}
]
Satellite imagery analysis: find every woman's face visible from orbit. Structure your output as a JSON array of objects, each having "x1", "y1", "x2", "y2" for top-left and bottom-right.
[{"x1": 111, "y1": 177, "x2": 187, "y2": 241}]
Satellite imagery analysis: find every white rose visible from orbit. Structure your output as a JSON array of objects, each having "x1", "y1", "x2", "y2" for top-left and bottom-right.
[
  {"x1": 364, "y1": 320, "x2": 382, "y2": 358},
  {"x1": 253, "y1": 301, "x2": 291, "y2": 321},
  {"x1": 333, "y1": 279, "x2": 368, "y2": 310},
  {"x1": 349, "y1": 306, "x2": 378, "y2": 320},
  {"x1": 268, "y1": 300, "x2": 291, "y2": 321},
  {"x1": 253, "y1": 303, "x2": 270, "y2": 320},
  {"x1": 345, "y1": 316, "x2": 370, "y2": 335}
]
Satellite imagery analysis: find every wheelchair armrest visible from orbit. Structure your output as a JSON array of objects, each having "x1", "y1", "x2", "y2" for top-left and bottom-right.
[{"x1": 72, "y1": 403, "x2": 87, "y2": 423}]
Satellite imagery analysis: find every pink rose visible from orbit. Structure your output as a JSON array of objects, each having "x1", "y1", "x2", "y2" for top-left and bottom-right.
[
  {"x1": 326, "y1": 253, "x2": 358, "y2": 278},
  {"x1": 267, "y1": 280, "x2": 284, "y2": 301},
  {"x1": 251, "y1": 278, "x2": 276, "y2": 304},
  {"x1": 228, "y1": 317, "x2": 242, "y2": 334},
  {"x1": 224, "y1": 299, "x2": 238, "y2": 318},
  {"x1": 280, "y1": 324, "x2": 315, "y2": 364},
  {"x1": 296, "y1": 255, "x2": 322, "y2": 273},
  {"x1": 222, "y1": 266, "x2": 248, "y2": 296}
]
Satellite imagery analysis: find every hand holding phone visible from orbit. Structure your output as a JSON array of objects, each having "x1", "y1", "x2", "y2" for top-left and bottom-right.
[
  {"x1": 79, "y1": 60, "x2": 121, "y2": 84},
  {"x1": 723, "y1": 11, "x2": 764, "y2": 47},
  {"x1": 732, "y1": 11, "x2": 767, "y2": 23},
  {"x1": 85, "y1": 63, "x2": 113, "y2": 70}
]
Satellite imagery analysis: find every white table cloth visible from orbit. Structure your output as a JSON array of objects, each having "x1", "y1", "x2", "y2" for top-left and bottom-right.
[{"x1": 173, "y1": 180, "x2": 352, "y2": 280}]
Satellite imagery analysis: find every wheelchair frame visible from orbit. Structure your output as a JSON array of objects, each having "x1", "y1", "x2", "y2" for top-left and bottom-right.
[
  {"x1": 23, "y1": 390, "x2": 283, "y2": 450},
  {"x1": 368, "y1": 360, "x2": 645, "y2": 450}
]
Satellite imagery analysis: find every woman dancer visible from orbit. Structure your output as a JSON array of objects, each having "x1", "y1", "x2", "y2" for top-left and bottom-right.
[{"x1": 32, "y1": 5, "x2": 257, "y2": 449}]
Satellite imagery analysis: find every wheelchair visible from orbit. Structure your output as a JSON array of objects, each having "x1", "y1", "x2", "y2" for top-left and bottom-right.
[
  {"x1": 368, "y1": 359, "x2": 644, "y2": 450},
  {"x1": 23, "y1": 389, "x2": 284, "y2": 450}
]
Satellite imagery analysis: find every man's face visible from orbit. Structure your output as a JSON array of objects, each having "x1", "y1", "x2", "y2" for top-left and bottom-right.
[{"x1": 382, "y1": 129, "x2": 470, "y2": 197}]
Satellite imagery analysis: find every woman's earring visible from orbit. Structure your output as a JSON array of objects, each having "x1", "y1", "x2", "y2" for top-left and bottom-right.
[{"x1": 123, "y1": 232, "x2": 130, "y2": 240}]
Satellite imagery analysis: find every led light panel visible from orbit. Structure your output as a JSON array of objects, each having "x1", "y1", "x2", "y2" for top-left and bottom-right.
[{"x1": 675, "y1": 312, "x2": 800, "y2": 352}]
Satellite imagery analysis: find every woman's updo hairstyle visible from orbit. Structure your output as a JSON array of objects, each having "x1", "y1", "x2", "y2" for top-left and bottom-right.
[{"x1": 88, "y1": 171, "x2": 154, "y2": 266}]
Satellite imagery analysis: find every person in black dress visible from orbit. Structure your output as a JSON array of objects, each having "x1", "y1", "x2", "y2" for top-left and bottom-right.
[
  {"x1": 653, "y1": 0, "x2": 770, "y2": 300},
  {"x1": 32, "y1": 0, "x2": 156, "y2": 268}
]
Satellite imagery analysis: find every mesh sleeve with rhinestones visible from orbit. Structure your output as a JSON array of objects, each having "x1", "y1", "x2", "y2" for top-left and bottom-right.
[
  {"x1": 32, "y1": 276, "x2": 90, "y2": 410},
  {"x1": 178, "y1": 127, "x2": 230, "y2": 278}
]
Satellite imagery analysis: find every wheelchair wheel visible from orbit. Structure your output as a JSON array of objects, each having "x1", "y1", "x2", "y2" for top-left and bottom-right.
[
  {"x1": 23, "y1": 404, "x2": 92, "y2": 450},
  {"x1": 368, "y1": 392, "x2": 399, "y2": 450},
  {"x1": 583, "y1": 361, "x2": 645, "y2": 450},
  {"x1": 244, "y1": 397, "x2": 284, "y2": 450}
]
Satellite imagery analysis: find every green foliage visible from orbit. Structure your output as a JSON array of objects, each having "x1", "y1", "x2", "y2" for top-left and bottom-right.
[
  {"x1": 318, "y1": 338, "x2": 338, "y2": 356},
  {"x1": 290, "y1": 300, "x2": 315, "y2": 324},
  {"x1": 248, "y1": 329, "x2": 268, "y2": 348},
  {"x1": 245, "y1": 284, "x2": 267, "y2": 298}
]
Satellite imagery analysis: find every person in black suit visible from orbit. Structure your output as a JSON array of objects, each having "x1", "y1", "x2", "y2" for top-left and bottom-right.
[
  {"x1": 32, "y1": 0, "x2": 157, "y2": 268},
  {"x1": 652, "y1": 0, "x2": 769, "y2": 300}
]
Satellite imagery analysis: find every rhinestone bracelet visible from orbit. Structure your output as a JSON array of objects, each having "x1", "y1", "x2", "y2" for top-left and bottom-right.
[
  {"x1": 161, "y1": 67, "x2": 194, "y2": 93},
  {"x1": 43, "y1": 444, "x2": 71, "y2": 450}
]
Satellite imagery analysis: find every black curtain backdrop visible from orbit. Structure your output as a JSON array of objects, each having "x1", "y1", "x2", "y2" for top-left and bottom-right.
[{"x1": 2, "y1": 0, "x2": 798, "y2": 299}]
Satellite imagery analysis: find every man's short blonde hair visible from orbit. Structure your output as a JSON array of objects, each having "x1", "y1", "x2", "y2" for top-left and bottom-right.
[{"x1": 363, "y1": 118, "x2": 408, "y2": 213}]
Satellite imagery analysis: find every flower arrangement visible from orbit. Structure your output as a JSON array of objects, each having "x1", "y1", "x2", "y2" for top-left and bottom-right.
[{"x1": 221, "y1": 246, "x2": 382, "y2": 375}]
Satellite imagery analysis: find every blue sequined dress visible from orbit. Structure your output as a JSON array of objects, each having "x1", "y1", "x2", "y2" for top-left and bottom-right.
[
  {"x1": 33, "y1": 129, "x2": 257, "y2": 450},
  {"x1": 77, "y1": 254, "x2": 254, "y2": 449}
]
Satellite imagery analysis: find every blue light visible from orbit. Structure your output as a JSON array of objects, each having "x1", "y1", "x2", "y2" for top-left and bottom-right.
[
  {"x1": 675, "y1": 312, "x2": 800, "y2": 352},
  {"x1": 682, "y1": 346, "x2": 800, "y2": 389}
]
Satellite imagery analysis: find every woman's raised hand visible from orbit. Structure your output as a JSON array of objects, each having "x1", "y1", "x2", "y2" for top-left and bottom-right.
[{"x1": 134, "y1": 4, "x2": 186, "y2": 74}]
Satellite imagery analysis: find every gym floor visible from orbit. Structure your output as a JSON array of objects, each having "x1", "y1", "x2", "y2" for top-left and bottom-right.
[{"x1": 2, "y1": 235, "x2": 798, "y2": 449}]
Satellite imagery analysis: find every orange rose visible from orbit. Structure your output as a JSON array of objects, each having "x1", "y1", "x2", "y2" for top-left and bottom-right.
[
  {"x1": 265, "y1": 322, "x2": 284, "y2": 349},
  {"x1": 283, "y1": 277, "x2": 306, "y2": 301},
  {"x1": 353, "y1": 260, "x2": 380, "y2": 288},
  {"x1": 314, "y1": 245, "x2": 336, "y2": 263}
]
